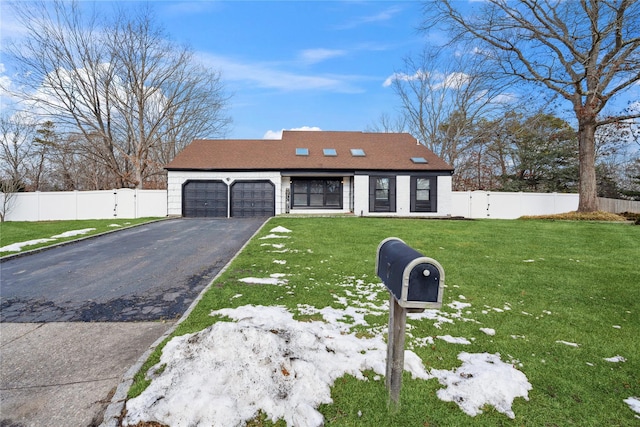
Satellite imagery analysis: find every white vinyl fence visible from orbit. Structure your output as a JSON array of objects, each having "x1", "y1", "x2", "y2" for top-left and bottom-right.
[
  {"x1": 1, "y1": 189, "x2": 167, "y2": 222},
  {"x1": 451, "y1": 191, "x2": 580, "y2": 219},
  {"x1": 2, "y1": 189, "x2": 636, "y2": 222}
]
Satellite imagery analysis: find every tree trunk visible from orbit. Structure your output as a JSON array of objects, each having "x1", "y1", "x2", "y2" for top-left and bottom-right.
[{"x1": 577, "y1": 119, "x2": 598, "y2": 212}]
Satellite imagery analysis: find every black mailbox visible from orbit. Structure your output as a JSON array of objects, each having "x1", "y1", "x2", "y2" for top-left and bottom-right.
[{"x1": 376, "y1": 237, "x2": 444, "y2": 311}]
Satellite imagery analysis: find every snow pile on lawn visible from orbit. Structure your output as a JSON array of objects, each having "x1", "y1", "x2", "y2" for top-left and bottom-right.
[
  {"x1": 0, "y1": 228, "x2": 96, "y2": 252},
  {"x1": 432, "y1": 352, "x2": 532, "y2": 419},
  {"x1": 125, "y1": 305, "x2": 396, "y2": 426}
]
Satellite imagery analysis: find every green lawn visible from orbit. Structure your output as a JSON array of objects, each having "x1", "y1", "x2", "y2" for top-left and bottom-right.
[
  {"x1": 0, "y1": 218, "x2": 161, "y2": 256},
  {"x1": 128, "y1": 217, "x2": 639, "y2": 426}
]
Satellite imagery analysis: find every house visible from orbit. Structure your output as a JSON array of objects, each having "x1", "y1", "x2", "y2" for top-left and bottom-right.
[{"x1": 165, "y1": 130, "x2": 454, "y2": 218}]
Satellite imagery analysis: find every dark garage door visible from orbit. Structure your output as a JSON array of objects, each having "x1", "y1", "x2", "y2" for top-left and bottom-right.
[
  {"x1": 231, "y1": 181, "x2": 275, "y2": 217},
  {"x1": 183, "y1": 180, "x2": 228, "y2": 217}
]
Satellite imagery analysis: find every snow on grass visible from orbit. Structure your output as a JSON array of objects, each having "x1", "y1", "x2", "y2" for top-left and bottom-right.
[
  {"x1": 604, "y1": 355, "x2": 627, "y2": 362},
  {"x1": 108, "y1": 223, "x2": 122, "y2": 227},
  {"x1": 0, "y1": 227, "x2": 97, "y2": 252},
  {"x1": 239, "y1": 274, "x2": 288, "y2": 285},
  {"x1": 432, "y1": 352, "x2": 532, "y2": 419},
  {"x1": 556, "y1": 340, "x2": 580, "y2": 347},
  {"x1": 270, "y1": 226, "x2": 292, "y2": 233},
  {"x1": 50, "y1": 228, "x2": 95, "y2": 238},
  {"x1": 480, "y1": 328, "x2": 496, "y2": 336},
  {"x1": 124, "y1": 305, "x2": 394, "y2": 427},
  {"x1": 260, "y1": 234, "x2": 291, "y2": 239},
  {"x1": 624, "y1": 397, "x2": 640, "y2": 418},
  {"x1": 0, "y1": 238, "x2": 56, "y2": 252},
  {"x1": 437, "y1": 335, "x2": 472, "y2": 345}
]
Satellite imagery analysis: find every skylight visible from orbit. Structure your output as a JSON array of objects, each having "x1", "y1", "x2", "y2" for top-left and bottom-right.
[
  {"x1": 296, "y1": 148, "x2": 309, "y2": 156},
  {"x1": 350, "y1": 148, "x2": 366, "y2": 157},
  {"x1": 323, "y1": 148, "x2": 337, "y2": 156},
  {"x1": 411, "y1": 157, "x2": 428, "y2": 164}
]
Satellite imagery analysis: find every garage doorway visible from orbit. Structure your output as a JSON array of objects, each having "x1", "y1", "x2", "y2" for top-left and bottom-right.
[
  {"x1": 182, "y1": 180, "x2": 228, "y2": 217},
  {"x1": 231, "y1": 181, "x2": 275, "y2": 217}
]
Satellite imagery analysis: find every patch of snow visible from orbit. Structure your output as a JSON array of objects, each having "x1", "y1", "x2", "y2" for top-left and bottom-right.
[
  {"x1": 624, "y1": 397, "x2": 640, "y2": 416},
  {"x1": 437, "y1": 335, "x2": 472, "y2": 345},
  {"x1": 231, "y1": 294, "x2": 243, "y2": 300},
  {"x1": 0, "y1": 238, "x2": 55, "y2": 252},
  {"x1": 260, "y1": 234, "x2": 291, "y2": 239},
  {"x1": 123, "y1": 305, "x2": 428, "y2": 427},
  {"x1": 273, "y1": 260, "x2": 287, "y2": 265},
  {"x1": 270, "y1": 226, "x2": 292, "y2": 233},
  {"x1": 408, "y1": 309, "x2": 454, "y2": 329},
  {"x1": 480, "y1": 328, "x2": 495, "y2": 336},
  {"x1": 448, "y1": 301, "x2": 471, "y2": 310},
  {"x1": 604, "y1": 355, "x2": 627, "y2": 363},
  {"x1": 51, "y1": 228, "x2": 95, "y2": 238},
  {"x1": 613, "y1": 325, "x2": 621, "y2": 329},
  {"x1": 556, "y1": 340, "x2": 580, "y2": 347},
  {"x1": 239, "y1": 275, "x2": 288, "y2": 285},
  {"x1": 523, "y1": 259, "x2": 535, "y2": 263},
  {"x1": 108, "y1": 223, "x2": 122, "y2": 227},
  {"x1": 432, "y1": 352, "x2": 532, "y2": 419}
]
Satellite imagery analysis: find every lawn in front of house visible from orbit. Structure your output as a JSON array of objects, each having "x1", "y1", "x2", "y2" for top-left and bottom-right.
[
  {"x1": 0, "y1": 217, "x2": 162, "y2": 256},
  {"x1": 126, "y1": 217, "x2": 639, "y2": 426}
]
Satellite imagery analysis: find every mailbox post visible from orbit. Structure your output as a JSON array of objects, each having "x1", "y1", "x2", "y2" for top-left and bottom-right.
[{"x1": 376, "y1": 237, "x2": 445, "y2": 406}]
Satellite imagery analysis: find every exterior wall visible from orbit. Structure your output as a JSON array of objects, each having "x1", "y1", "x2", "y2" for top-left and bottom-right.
[
  {"x1": 167, "y1": 170, "x2": 282, "y2": 217},
  {"x1": 353, "y1": 174, "x2": 452, "y2": 217},
  {"x1": 1, "y1": 189, "x2": 167, "y2": 222}
]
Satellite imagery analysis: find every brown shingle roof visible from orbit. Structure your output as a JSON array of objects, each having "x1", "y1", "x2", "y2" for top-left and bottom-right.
[{"x1": 165, "y1": 131, "x2": 453, "y2": 172}]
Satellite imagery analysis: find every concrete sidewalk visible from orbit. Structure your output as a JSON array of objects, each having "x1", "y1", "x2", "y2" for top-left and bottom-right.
[{"x1": 0, "y1": 322, "x2": 172, "y2": 427}]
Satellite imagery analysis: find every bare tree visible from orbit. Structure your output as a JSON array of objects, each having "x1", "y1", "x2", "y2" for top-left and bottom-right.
[
  {"x1": 0, "y1": 114, "x2": 35, "y2": 221},
  {"x1": 6, "y1": 0, "x2": 231, "y2": 189},
  {"x1": 365, "y1": 113, "x2": 408, "y2": 133},
  {"x1": 387, "y1": 47, "x2": 509, "y2": 167},
  {"x1": 425, "y1": 0, "x2": 640, "y2": 211}
]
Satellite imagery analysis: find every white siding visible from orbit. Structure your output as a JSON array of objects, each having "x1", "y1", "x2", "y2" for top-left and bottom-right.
[{"x1": 352, "y1": 174, "x2": 452, "y2": 217}]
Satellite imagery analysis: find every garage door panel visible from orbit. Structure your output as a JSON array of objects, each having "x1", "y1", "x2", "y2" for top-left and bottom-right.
[
  {"x1": 183, "y1": 180, "x2": 228, "y2": 217},
  {"x1": 231, "y1": 181, "x2": 275, "y2": 217}
]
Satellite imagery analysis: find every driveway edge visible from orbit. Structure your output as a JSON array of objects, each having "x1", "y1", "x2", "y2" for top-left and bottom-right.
[{"x1": 99, "y1": 217, "x2": 271, "y2": 427}]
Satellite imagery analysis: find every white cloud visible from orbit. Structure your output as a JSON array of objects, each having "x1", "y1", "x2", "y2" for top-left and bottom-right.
[
  {"x1": 383, "y1": 70, "x2": 428, "y2": 87},
  {"x1": 383, "y1": 70, "x2": 472, "y2": 91},
  {"x1": 263, "y1": 126, "x2": 322, "y2": 140},
  {"x1": 336, "y1": 6, "x2": 404, "y2": 30},
  {"x1": 198, "y1": 53, "x2": 362, "y2": 94},
  {"x1": 299, "y1": 48, "x2": 347, "y2": 65}
]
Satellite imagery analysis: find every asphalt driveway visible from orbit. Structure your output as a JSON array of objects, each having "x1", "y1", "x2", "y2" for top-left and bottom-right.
[
  {"x1": 0, "y1": 217, "x2": 267, "y2": 426},
  {"x1": 1, "y1": 217, "x2": 266, "y2": 322}
]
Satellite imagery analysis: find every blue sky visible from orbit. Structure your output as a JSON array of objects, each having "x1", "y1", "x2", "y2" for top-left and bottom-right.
[{"x1": 0, "y1": 1, "x2": 429, "y2": 139}]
